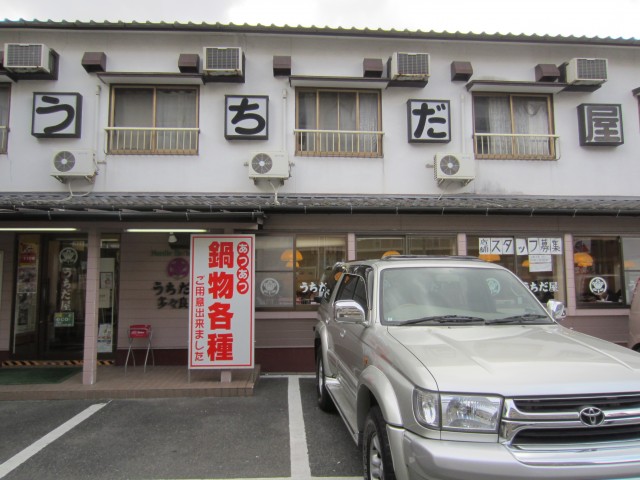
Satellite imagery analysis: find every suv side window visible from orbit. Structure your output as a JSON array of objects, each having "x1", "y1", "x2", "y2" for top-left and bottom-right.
[{"x1": 336, "y1": 273, "x2": 368, "y2": 312}]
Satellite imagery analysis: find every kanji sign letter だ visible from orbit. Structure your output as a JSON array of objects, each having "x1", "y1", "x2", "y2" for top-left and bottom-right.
[{"x1": 407, "y1": 99, "x2": 451, "y2": 143}]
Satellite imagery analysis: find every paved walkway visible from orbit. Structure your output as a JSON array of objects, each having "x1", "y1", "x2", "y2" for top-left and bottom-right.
[{"x1": 0, "y1": 365, "x2": 260, "y2": 401}]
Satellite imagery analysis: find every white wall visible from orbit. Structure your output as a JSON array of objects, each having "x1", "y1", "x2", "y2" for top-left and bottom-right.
[{"x1": 1, "y1": 28, "x2": 639, "y2": 198}]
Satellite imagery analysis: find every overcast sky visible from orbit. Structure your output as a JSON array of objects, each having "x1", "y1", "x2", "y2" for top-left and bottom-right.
[{"x1": 2, "y1": 0, "x2": 640, "y2": 39}]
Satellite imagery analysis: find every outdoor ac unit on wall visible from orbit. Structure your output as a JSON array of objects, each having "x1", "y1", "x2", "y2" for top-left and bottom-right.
[
  {"x1": 3, "y1": 43, "x2": 53, "y2": 73},
  {"x1": 51, "y1": 150, "x2": 96, "y2": 182},
  {"x1": 248, "y1": 152, "x2": 290, "y2": 181},
  {"x1": 203, "y1": 47, "x2": 244, "y2": 76},
  {"x1": 565, "y1": 58, "x2": 608, "y2": 85},
  {"x1": 434, "y1": 153, "x2": 475, "y2": 186},
  {"x1": 389, "y1": 52, "x2": 430, "y2": 80}
]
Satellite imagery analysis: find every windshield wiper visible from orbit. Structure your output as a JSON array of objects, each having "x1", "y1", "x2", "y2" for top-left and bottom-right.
[
  {"x1": 485, "y1": 314, "x2": 550, "y2": 325},
  {"x1": 400, "y1": 315, "x2": 486, "y2": 326}
]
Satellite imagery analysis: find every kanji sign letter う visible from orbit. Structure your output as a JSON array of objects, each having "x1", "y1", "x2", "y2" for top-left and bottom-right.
[{"x1": 32, "y1": 92, "x2": 83, "y2": 138}]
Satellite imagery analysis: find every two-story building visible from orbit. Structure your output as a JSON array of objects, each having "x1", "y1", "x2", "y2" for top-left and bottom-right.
[{"x1": 1, "y1": 20, "x2": 640, "y2": 373}]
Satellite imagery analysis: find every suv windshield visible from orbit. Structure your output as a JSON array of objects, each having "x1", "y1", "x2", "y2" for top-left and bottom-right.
[{"x1": 380, "y1": 266, "x2": 553, "y2": 326}]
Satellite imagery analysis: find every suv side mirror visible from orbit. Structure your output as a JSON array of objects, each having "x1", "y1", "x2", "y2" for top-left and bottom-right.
[
  {"x1": 546, "y1": 300, "x2": 566, "y2": 321},
  {"x1": 335, "y1": 300, "x2": 367, "y2": 324}
]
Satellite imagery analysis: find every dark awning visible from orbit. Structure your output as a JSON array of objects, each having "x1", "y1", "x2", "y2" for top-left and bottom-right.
[{"x1": 1, "y1": 193, "x2": 639, "y2": 222}]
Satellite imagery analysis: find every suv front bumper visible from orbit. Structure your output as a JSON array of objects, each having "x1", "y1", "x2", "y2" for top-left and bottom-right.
[{"x1": 400, "y1": 429, "x2": 640, "y2": 480}]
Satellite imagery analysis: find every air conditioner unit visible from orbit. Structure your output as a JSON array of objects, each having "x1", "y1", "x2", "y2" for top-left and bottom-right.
[
  {"x1": 434, "y1": 153, "x2": 474, "y2": 186},
  {"x1": 4, "y1": 43, "x2": 52, "y2": 73},
  {"x1": 389, "y1": 52, "x2": 430, "y2": 80},
  {"x1": 565, "y1": 58, "x2": 608, "y2": 85},
  {"x1": 51, "y1": 150, "x2": 96, "y2": 181},
  {"x1": 248, "y1": 152, "x2": 290, "y2": 181},
  {"x1": 203, "y1": 47, "x2": 243, "y2": 76}
]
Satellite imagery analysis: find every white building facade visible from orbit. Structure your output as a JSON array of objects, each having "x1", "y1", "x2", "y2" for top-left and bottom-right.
[{"x1": 1, "y1": 21, "x2": 640, "y2": 374}]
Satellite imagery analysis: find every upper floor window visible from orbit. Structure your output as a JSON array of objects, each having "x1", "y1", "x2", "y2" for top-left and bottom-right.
[
  {"x1": 107, "y1": 86, "x2": 199, "y2": 155},
  {"x1": 0, "y1": 85, "x2": 10, "y2": 154},
  {"x1": 295, "y1": 88, "x2": 382, "y2": 158},
  {"x1": 473, "y1": 93, "x2": 558, "y2": 160}
]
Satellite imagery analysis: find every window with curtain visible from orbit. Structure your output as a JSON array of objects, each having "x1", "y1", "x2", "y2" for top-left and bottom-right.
[
  {"x1": 356, "y1": 235, "x2": 457, "y2": 260},
  {"x1": 255, "y1": 235, "x2": 347, "y2": 309},
  {"x1": 574, "y1": 236, "x2": 625, "y2": 307},
  {"x1": 109, "y1": 86, "x2": 199, "y2": 154},
  {"x1": 0, "y1": 85, "x2": 10, "y2": 153},
  {"x1": 467, "y1": 235, "x2": 566, "y2": 305},
  {"x1": 473, "y1": 93, "x2": 556, "y2": 160},
  {"x1": 295, "y1": 88, "x2": 382, "y2": 157}
]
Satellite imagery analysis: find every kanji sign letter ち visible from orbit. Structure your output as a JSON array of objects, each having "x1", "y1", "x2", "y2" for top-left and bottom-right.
[
  {"x1": 225, "y1": 95, "x2": 269, "y2": 140},
  {"x1": 189, "y1": 235, "x2": 255, "y2": 369}
]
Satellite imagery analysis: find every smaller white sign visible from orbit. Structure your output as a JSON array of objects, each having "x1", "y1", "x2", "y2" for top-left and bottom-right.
[{"x1": 528, "y1": 254, "x2": 553, "y2": 272}]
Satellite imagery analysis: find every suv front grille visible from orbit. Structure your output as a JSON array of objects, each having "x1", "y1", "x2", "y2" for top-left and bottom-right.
[
  {"x1": 513, "y1": 394, "x2": 640, "y2": 413},
  {"x1": 502, "y1": 394, "x2": 640, "y2": 446}
]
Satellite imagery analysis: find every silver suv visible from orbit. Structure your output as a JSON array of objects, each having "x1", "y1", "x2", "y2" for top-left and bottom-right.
[{"x1": 314, "y1": 255, "x2": 640, "y2": 480}]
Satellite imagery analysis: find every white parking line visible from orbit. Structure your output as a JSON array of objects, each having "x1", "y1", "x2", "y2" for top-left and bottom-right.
[
  {"x1": 287, "y1": 375, "x2": 359, "y2": 480},
  {"x1": 0, "y1": 402, "x2": 108, "y2": 479},
  {"x1": 288, "y1": 374, "x2": 312, "y2": 478}
]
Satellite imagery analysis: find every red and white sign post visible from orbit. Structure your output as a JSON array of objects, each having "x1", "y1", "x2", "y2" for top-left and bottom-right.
[{"x1": 188, "y1": 235, "x2": 255, "y2": 380}]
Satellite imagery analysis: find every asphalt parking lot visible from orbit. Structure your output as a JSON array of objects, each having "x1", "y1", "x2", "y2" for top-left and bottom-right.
[{"x1": 0, "y1": 376, "x2": 361, "y2": 480}]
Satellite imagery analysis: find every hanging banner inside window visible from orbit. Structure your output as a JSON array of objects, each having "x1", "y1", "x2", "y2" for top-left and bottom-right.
[{"x1": 189, "y1": 235, "x2": 255, "y2": 369}]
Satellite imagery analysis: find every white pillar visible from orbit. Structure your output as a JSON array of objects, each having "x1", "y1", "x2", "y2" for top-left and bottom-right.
[{"x1": 82, "y1": 229, "x2": 100, "y2": 385}]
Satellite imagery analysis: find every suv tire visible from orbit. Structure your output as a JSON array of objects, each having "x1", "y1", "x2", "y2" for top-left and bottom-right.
[
  {"x1": 363, "y1": 406, "x2": 396, "y2": 480},
  {"x1": 316, "y1": 349, "x2": 335, "y2": 412}
]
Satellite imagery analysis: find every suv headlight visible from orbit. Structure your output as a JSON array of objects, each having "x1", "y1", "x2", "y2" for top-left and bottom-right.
[{"x1": 413, "y1": 389, "x2": 502, "y2": 433}]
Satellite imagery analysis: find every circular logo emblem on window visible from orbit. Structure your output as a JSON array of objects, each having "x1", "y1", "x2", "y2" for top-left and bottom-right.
[
  {"x1": 589, "y1": 277, "x2": 608, "y2": 295},
  {"x1": 167, "y1": 258, "x2": 189, "y2": 279},
  {"x1": 486, "y1": 277, "x2": 501, "y2": 296},
  {"x1": 59, "y1": 247, "x2": 78, "y2": 266},
  {"x1": 260, "y1": 278, "x2": 280, "y2": 297},
  {"x1": 579, "y1": 406, "x2": 605, "y2": 426}
]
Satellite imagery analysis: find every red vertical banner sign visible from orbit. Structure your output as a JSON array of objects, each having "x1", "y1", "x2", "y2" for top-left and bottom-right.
[{"x1": 189, "y1": 235, "x2": 255, "y2": 369}]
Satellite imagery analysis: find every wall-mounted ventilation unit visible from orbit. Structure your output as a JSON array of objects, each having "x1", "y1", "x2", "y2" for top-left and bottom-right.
[
  {"x1": 248, "y1": 152, "x2": 290, "y2": 181},
  {"x1": 389, "y1": 52, "x2": 430, "y2": 80},
  {"x1": 51, "y1": 150, "x2": 96, "y2": 182},
  {"x1": 203, "y1": 47, "x2": 244, "y2": 76},
  {"x1": 565, "y1": 58, "x2": 608, "y2": 85},
  {"x1": 4, "y1": 43, "x2": 53, "y2": 73},
  {"x1": 434, "y1": 153, "x2": 474, "y2": 186}
]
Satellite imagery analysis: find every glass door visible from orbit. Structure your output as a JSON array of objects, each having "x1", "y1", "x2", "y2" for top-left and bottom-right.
[
  {"x1": 11, "y1": 234, "x2": 120, "y2": 361},
  {"x1": 43, "y1": 237, "x2": 88, "y2": 358}
]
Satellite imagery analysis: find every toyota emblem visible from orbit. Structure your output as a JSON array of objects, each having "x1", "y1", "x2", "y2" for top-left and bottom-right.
[{"x1": 579, "y1": 406, "x2": 606, "y2": 426}]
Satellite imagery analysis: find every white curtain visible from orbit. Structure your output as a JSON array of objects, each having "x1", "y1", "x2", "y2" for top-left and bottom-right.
[
  {"x1": 486, "y1": 96, "x2": 512, "y2": 155},
  {"x1": 113, "y1": 89, "x2": 153, "y2": 150},
  {"x1": 297, "y1": 91, "x2": 317, "y2": 152},
  {"x1": 156, "y1": 89, "x2": 197, "y2": 150},
  {"x1": 359, "y1": 93, "x2": 379, "y2": 152},
  {"x1": 513, "y1": 97, "x2": 550, "y2": 156}
]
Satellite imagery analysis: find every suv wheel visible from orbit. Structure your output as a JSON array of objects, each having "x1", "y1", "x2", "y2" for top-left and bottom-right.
[
  {"x1": 363, "y1": 406, "x2": 396, "y2": 480},
  {"x1": 316, "y1": 349, "x2": 334, "y2": 411}
]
